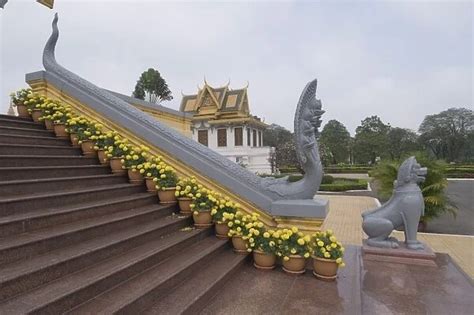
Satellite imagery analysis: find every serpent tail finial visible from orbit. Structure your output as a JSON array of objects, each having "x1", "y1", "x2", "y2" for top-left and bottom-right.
[{"x1": 43, "y1": 13, "x2": 59, "y2": 71}]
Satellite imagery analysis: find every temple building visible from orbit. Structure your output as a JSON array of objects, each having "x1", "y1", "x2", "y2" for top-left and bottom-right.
[{"x1": 180, "y1": 80, "x2": 273, "y2": 174}]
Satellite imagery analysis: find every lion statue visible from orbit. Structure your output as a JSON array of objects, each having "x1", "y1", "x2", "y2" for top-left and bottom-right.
[{"x1": 362, "y1": 156, "x2": 427, "y2": 250}]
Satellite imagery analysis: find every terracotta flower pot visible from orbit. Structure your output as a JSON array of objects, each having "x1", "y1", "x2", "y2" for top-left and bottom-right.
[
  {"x1": 145, "y1": 177, "x2": 157, "y2": 193},
  {"x1": 157, "y1": 187, "x2": 177, "y2": 204},
  {"x1": 31, "y1": 109, "x2": 42, "y2": 122},
  {"x1": 128, "y1": 169, "x2": 144, "y2": 185},
  {"x1": 81, "y1": 140, "x2": 96, "y2": 156},
  {"x1": 44, "y1": 119, "x2": 54, "y2": 131},
  {"x1": 193, "y1": 210, "x2": 213, "y2": 229},
  {"x1": 53, "y1": 123, "x2": 68, "y2": 139},
  {"x1": 215, "y1": 222, "x2": 230, "y2": 239},
  {"x1": 97, "y1": 149, "x2": 109, "y2": 165},
  {"x1": 312, "y1": 256, "x2": 338, "y2": 281},
  {"x1": 16, "y1": 104, "x2": 30, "y2": 118},
  {"x1": 70, "y1": 133, "x2": 80, "y2": 147},
  {"x1": 282, "y1": 255, "x2": 306, "y2": 274},
  {"x1": 178, "y1": 197, "x2": 192, "y2": 214},
  {"x1": 253, "y1": 250, "x2": 276, "y2": 270},
  {"x1": 232, "y1": 235, "x2": 249, "y2": 255},
  {"x1": 110, "y1": 157, "x2": 126, "y2": 174}
]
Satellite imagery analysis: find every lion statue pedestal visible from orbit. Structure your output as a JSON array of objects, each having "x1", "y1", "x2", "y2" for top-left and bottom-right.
[{"x1": 361, "y1": 157, "x2": 437, "y2": 265}]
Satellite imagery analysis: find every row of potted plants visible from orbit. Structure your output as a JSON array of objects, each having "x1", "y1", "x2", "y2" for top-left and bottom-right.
[{"x1": 11, "y1": 89, "x2": 346, "y2": 281}]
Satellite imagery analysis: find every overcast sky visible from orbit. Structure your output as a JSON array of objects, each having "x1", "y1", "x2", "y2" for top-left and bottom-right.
[{"x1": 1, "y1": 0, "x2": 472, "y2": 134}]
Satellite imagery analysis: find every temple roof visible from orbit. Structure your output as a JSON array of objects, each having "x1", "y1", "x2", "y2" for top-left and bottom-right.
[{"x1": 180, "y1": 80, "x2": 250, "y2": 116}]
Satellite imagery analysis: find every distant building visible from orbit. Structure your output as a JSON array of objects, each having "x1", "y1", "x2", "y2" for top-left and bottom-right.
[{"x1": 180, "y1": 80, "x2": 273, "y2": 174}]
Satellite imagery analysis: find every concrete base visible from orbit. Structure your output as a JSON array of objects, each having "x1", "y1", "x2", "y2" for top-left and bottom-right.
[
  {"x1": 270, "y1": 198, "x2": 329, "y2": 218},
  {"x1": 362, "y1": 240, "x2": 437, "y2": 267}
]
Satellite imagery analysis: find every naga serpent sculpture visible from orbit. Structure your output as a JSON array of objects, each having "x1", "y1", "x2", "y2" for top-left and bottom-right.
[{"x1": 41, "y1": 14, "x2": 326, "y2": 213}]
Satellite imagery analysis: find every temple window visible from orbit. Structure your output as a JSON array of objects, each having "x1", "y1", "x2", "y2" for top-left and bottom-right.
[
  {"x1": 217, "y1": 128, "x2": 227, "y2": 147},
  {"x1": 247, "y1": 128, "x2": 251, "y2": 146},
  {"x1": 258, "y1": 131, "x2": 262, "y2": 147},
  {"x1": 198, "y1": 130, "x2": 208, "y2": 146},
  {"x1": 234, "y1": 127, "x2": 243, "y2": 146},
  {"x1": 252, "y1": 130, "x2": 257, "y2": 147}
]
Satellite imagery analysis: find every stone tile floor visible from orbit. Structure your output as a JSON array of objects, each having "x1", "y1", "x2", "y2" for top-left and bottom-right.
[{"x1": 200, "y1": 246, "x2": 474, "y2": 315}]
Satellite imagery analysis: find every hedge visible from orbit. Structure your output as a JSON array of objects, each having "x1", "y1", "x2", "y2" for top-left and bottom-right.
[{"x1": 319, "y1": 179, "x2": 368, "y2": 191}]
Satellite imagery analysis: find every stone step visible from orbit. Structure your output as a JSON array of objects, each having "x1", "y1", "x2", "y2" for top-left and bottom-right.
[
  {"x1": 0, "y1": 114, "x2": 33, "y2": 122},
  {"x1": 0, "y1": 213, "x2": 193, "y2": 303},
  {"x1": 0, "y1": 165, "x2": 110, "y2": 181},
  {"x1": 0, "y1": 117, "x2": 46, "y2": 130},
  {"x1": 0, "y1": 143, "x2": 81, "y2": 156},
  {"x1": 143, "y1": 248, "x2": 248, "y2": 315},
  {"x1": 0, "y1": 133, "x2": 71, "y2": 146},
  {"x1": 0, "y1": 202, "x2": 178, "y2": 266},
  {"x1": 65, "y1": 236, "x2": 226, "y2": 315},
  {"x1": 0, "y1": 193, "x2": 157, "y2": 238},
  {"x1": 0, "y1": 126, "x2": 55, "y2": 137},
  {"x1": 0, "y1": 155, "x2": 98, "y2": 167},
  {"x1": 0, "y1": 173, "x2": 128, "y2": 197},
  {"x1": 0, "y1": 183, "x2": 145, "y2": 216},
  {"x1": 0, "y1": 228, "x2": 211, "y2": 314}
]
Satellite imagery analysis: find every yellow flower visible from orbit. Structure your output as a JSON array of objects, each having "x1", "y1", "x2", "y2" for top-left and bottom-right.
[
  {"x1": 290, "y1": 248, "x2": 297, "y2": 254},
  {"x1": 339, "y1": 262, "x2": 346, "y2": 268},
  {"x1": 330, "y1": 236, "x2": 337, "y2": 243},
  {"x1": 291, "y1": 226, "x2": 298, "y2": 233},
  {"x1": 331, "y1": 243, "x2": 337, "y2": 248},
  {"x1": 317, "y1": 241, "x2": 324, "y2": 247},
  {"x1": 297, "y1": 238, "x2": 305, "y2": 246},
  {"x1": 283, "y1": 256, "x2": 290, "y2": 261},
  {"x1": 324, "y1": 252, "x2": 331, "y2": 258},
  {"x1": 263, "y1": 232, "x2": 270, "y2": 238},
  {"x1": 336, "y1": 258, "x2": 342, "y2": 264},
  {"x1": 160, "y1": 174, "x2": 166, "y2": 179},
  {"x1": 304, "y1": 252, "x2": 310, "y2": 258}
]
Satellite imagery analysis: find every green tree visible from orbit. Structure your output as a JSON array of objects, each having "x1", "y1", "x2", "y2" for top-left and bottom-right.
[
  {"x1": 371, "y1": 152, "x2": 456, "y2": 223},
  {"x1": 132, "y1": 68, "x2": 173, "y2": 104},
  {"x1": 353, "y1": 116, "x2": 390, "y2": 164},
  {"x1": 418, "y1": 108, "x2": 474, "y2": 162},
  {"x1": 387, "y1": 127, "x2": 420, "y2": 160},
  {"x1": 264, "y1": 124, "x2": 300, "y2": 172},
  {"x1": 319, "y1": 119, "x2": 351, "y2": 165}
]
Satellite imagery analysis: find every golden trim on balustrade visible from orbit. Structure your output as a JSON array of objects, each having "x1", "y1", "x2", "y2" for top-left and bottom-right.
[{"x1": 28, "y1": 78, "x2": 324, "y2": 233}]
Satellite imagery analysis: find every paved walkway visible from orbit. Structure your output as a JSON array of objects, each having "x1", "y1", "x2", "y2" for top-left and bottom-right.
[{"x1": 318, "y1": 195, "x2": 474, "y2": 278}]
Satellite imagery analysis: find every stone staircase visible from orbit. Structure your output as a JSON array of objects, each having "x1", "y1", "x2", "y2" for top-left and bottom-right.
[{"x1": 0, "y1": 114, "x2": 248, "y2": 314}]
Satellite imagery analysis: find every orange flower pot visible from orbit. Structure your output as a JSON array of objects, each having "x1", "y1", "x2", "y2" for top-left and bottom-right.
[
  {"x1": 253, "y1": 250, "x2": 276, "y2": 270},
  {"x1": 178, "y1": 197, "x2": 192, "y2": 215},
  {"x1": 31, "y1": 109, "x2": 42, "y2": 122},
  {"x1": 157, "y1": 187, "x2": 177, "y2": 204},
  {"x1": 232, "y1": 235, "x2": 249, "y2": 255},
  {"x1": 128, "y1": 169, "x2": 144, "y2": 185},
  {"x1": 16, "y1": 104, "x2": 30, "y2": 118},
  {"x1": 44, "y1": 119, "x2": 54, "y2": 131},
  {"x1": 312, "y1": 256, "x2": 338, "y2": 281},
  {"x1": 97, "y1": 149, "x2": 109, "y2": 165},
  {"x1": 110, "y1": 157, "x2": 126, "y2": 174},
  {"x1": 53, "y1": 123, "x2": 68, "y2": 139},
  {"x1": 282, "y1": 255, "x2": 306, "y2": 274},
  {"x1": 193, "y1": 211, "x2": 213, "y2": 228},
  {"x1": 70, "y1": 133, "x2": 80, "y2": 147},
  {"x1": 81, "y1": 140, "x2": 96, "y2": 156},
  {"x1": 145, "y1": 177, "x2": 157, "y2": 193},
  {"x1": 215, "y1": 222, "x2": 230, "y2": 239}
]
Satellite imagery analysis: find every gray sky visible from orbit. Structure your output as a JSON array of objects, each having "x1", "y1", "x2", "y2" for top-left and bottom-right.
[{"x1": 1, "y1": 0, "x2": 472, "y2": 134}]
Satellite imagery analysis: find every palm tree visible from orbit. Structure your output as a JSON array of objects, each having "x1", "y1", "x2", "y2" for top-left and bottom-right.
[{"x1": 371, "y1": 152, "x2": 457, "y2": 225}]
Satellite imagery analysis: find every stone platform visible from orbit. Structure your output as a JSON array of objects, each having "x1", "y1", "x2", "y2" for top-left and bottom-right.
[
  {"x1": 362, "y1": 240, "x2": 437, "y2": 267},
  {"x1": 200, "y1": 246, "x2": 474, "y2": 314}
]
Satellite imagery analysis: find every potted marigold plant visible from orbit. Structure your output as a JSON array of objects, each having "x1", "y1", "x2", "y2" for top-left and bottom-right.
[
  {"x1": 10, "y1": 88, "x2": 31, "y2": 117},
  {"x1": 212, "y1": 198, "x2": 237, "y2": 239},
  {"x1": 51, "y1": 106, "x2": 72, "y2": 139},
  {"x1": 227, "y1": 212, "x2": 260, "y2": 254},
  {"x1": 104, "y1": 136, "x2": 128, "y2": 174},
  {"x1": 122, "y1": 145, "x2": 149, "y2": 184},
  {"x1": 276, "y1": 227, "x2": 311, "y2": 274},
  {"x1": 310, "y1": 230, "x2": 345, "y2": 281},
  {"x1": 94, "y1": 131, "x2": 116, "y2": 165},
  {"x1": 155, "y1": 162, "x2": 178, "y2": 204},
  {"x1": 175, "y1": 176, "x2": 199, "y2": 214},
  {"x1": 190, "y1": 187, "x2": 218, "y2": 228},
  {"x1": 77, "y1": 122, "x2": 102, "y2": 156},
  {"x1": 141, "y1": 159, "x2": 160, "y2": 193},
  {"x1": 66, "y1": 117, "x2": 90, "y2": 148},
  {"x1": 38, "y1": 100, "x2": 61, "y2": 130},
  {"x1": 249, "y1": 227, "x2": 278, "y2": 270}
]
